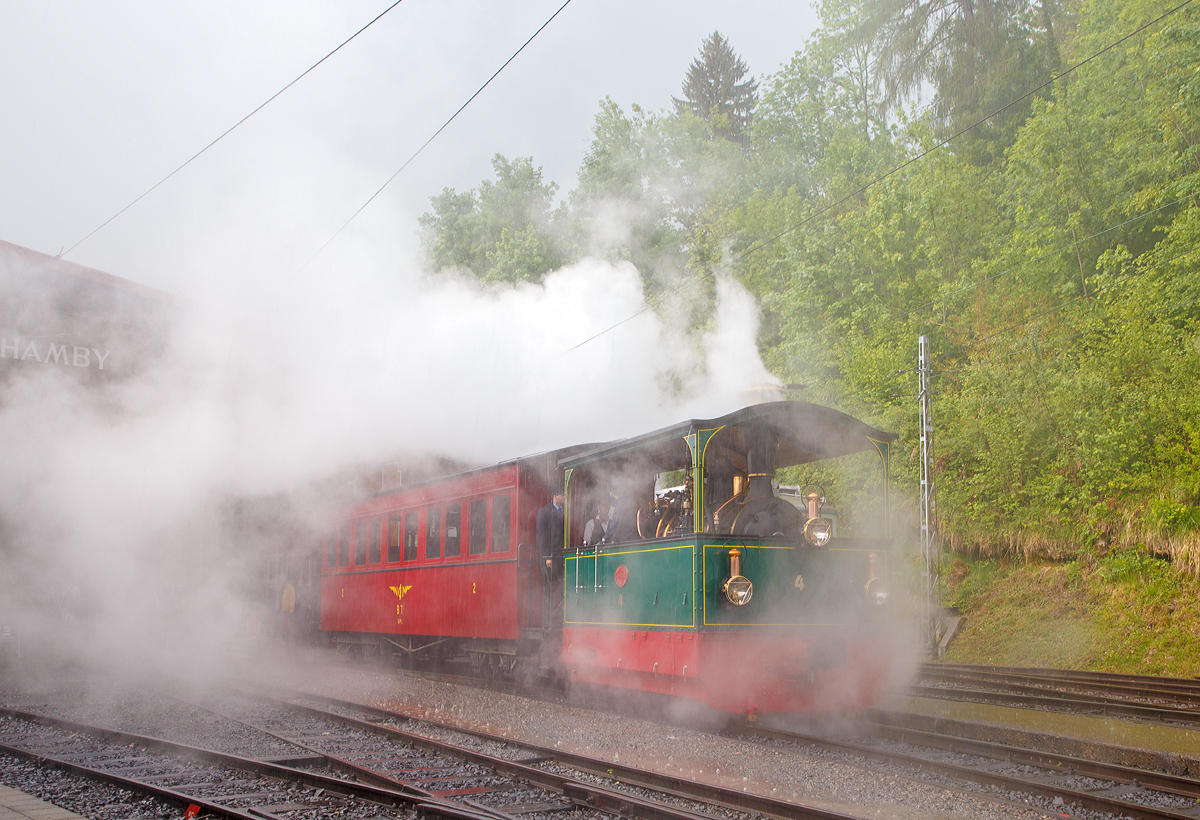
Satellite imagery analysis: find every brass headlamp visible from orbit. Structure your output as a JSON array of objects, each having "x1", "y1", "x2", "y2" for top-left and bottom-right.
[
  {"x1": 721, "y1": 547, "x2": 754, "y2": 606},
  {"x1": 803, "y1": 489, "x2": 832, "y2": 547}
]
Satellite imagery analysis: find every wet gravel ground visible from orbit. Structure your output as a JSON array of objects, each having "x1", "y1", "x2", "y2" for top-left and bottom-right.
[
  {"x1": 248, "y1": 648, "x2": 1054, "y2": 820},
  {"x1": 0, "y1": 756, "x2": 181, "y2": 820},
  {"x1": 751, "y1": 734, "x2": 1198, "y2": 820},
  {"x1": 2, "y1": 674, "x2": 305, "y2": 760},
  {"x1": 0, "y1": 713, "x2": 407, "y2": 819},
  {"x1": 212, "y1": 694, "x2": 605, "y2": 820},
  {"x1": 7, "y1": 646, "x2": 1178, "y2": 820}
]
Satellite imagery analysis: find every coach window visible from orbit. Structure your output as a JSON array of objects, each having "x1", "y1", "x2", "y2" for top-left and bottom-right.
[
  {"x1": 387, "y1": 515, "x2": 402, "y2": 563},
  {"x1": 445, "y1": 504, "x2": 461, "y2": 557},
  {"x1": 426, "y1": 507, "x2": 442, "y2": 559},
  {"x1": 491, "y1": 495, "x2": 511, "y2": 553},
  {"x1": 338, "y1": 524, "x2": 350, "y2": 567},
  {"x1": 325, "y1": 528, "x2": 336, "y2": 569},
  {"x1": 469, "y1": 499, "x2": 487, "y2": 556},
  {"x1": 404, "y1": 512, "x2": 419, "y2": 561},
  {"x1": 369, "y1": 518, "x2": 382, "y2": 564},
  {"x1": 354, "y1": 522, "x2": 368, "y2": 566}
]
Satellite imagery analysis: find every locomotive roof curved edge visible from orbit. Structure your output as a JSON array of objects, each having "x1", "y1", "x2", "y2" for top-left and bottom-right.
[{"x1": 558, "y1": 401, "x2": 897, "y2": 470}]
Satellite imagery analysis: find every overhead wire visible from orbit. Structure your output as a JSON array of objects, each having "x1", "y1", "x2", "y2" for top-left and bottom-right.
[
  {"x1": 284, "y1": 0, "x2": 575, "y2": 284},
  {"x1": 560, "y1": 0, "x2": 1196, "y2": 354},
  {"x1": 60, "y1": 0, "x2": 409, "y2": 258}
]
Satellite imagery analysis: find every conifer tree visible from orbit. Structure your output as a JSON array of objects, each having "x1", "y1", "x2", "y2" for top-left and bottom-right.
[{"x1": 672, "y1": 32, "x2": 758, "y2": 143}]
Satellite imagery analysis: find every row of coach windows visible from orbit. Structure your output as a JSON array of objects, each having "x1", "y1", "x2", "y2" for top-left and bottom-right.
[{"x1": 326, "y1": 495, "x2": 511, "y2": 570}]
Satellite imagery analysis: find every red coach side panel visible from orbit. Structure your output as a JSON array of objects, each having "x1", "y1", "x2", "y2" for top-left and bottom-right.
[{"x1": 322, "y1": 463, "x2": 543, "y2": 642}]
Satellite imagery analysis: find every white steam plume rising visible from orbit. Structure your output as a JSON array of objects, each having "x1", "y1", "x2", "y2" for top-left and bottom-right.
[{"x1": 0, "y1": 255, "x2": 776, "y2": 670}]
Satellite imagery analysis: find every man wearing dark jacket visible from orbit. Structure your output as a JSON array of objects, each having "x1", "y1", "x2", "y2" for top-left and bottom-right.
[{"x1": 536, "y1": 490, "x2": 565, "y2": 630}]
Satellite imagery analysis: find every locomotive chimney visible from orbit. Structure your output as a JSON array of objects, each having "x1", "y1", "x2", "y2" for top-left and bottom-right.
[{"x1": 744, "y1": 424, "x2": 777, "y2": 502}]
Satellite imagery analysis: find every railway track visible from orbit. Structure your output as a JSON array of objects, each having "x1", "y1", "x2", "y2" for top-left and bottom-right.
[
  {"x1": 0, "y1": 691, "x2": 867, "y2": 820},
  {"x1": 0, "y1": 707, "x2": 433, "y2": 819},
  {"x1": 913, "y1": 663, "x2": 1200, "y2": 726},
  {"x1": 730, "y1": 718, "x2": 1200, "y2": 820},
  {"x1": 221, "y1": 687, "x2": 864, "y2": 820},
  {"x1": 254, "y1": 682, "x2": 1200, "y2": 820}
]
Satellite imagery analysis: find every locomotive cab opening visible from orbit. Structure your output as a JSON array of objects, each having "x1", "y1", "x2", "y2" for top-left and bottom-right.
[
  {"x1": 565, "y1": 438, "x2": 695, "y2": 549},
  {"x1": 558, "y1": 402, "x2": 897, "y2": 630}
]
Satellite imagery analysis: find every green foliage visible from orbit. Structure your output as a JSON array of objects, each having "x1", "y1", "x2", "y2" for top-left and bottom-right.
[
  {"x1": 417, "y1": 0, "x2": 1200, "y2": 578},
  {"x1": 418, "y1": 154, "x2": 565, "y2": 283},
  {"x1": 943, "y1": 549, "x2": 1200, "y2": 674},
  {"x1": 672, "y1": 32, "x2": 758, "y2": 144}
]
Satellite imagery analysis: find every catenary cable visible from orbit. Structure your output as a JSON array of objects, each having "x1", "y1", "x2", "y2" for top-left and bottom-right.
[
  {"x1": 61, "y1": 0, "x2": 408, "y2": 258},
  {"x1": 285, "y1": 0, "x2": 574, "y2": 283}
]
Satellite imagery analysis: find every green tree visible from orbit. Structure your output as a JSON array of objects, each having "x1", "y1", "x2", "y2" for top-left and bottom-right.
[
  {"x1": 672, "y1": 32, "x2": 759, "y2": 144},
  {"x1": 419, "y1": 154, "x2": 566, "y2": 283},
  {"x1": 862, "y1": 0, "x2": 1062, "y2": 157}
]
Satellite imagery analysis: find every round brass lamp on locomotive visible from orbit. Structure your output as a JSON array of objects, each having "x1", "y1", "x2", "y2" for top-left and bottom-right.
[{"x1": 721, "y1": 547, "x2": 754, "y2": 606}]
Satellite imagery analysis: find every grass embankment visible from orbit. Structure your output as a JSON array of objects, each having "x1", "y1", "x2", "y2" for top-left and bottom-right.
[{"x1": 939, "y1": 551, "x2": 1200, "y2": 678}]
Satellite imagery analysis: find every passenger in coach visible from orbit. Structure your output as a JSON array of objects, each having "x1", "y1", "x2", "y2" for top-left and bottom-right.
[{"x1": 536, "y1": 489, "x2": 565, "y2": 629}]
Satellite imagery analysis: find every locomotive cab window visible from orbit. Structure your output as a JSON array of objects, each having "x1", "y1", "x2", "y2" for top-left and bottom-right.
[
  {"x1": 491, "y1": 495, "x2": 511, "y2": 553},
  {"x1": 468, "y1": 499, "x2": 487, "y2": 555},
  {"x1": 404, "y1": 512, "x2": 419, "y2": 561},
  {"x1": 567, "y1": 438, "x2": 693, "y2": 546},
  {"x1": 445, "y1": 504, "x2": 461, "y2": 557},
  {"x1": 426, "y1": 507, "x2": 442, "y2": 559},
  {"x1": 369, "y1": 518, "x2": 381, "y2": 564},
  {"x1": 387, "y1": 514, "x2": 402, "y2": 562}
]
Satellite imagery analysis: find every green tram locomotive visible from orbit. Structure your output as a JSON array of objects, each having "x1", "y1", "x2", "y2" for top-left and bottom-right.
[{"x1": 558, "y1": 401, "x2": 896, "y2": 718}]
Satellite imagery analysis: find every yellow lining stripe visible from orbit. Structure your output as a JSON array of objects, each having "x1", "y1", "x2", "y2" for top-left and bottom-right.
[{"x1": 565, "y1": 543, "x2": 692, "y2": 560}]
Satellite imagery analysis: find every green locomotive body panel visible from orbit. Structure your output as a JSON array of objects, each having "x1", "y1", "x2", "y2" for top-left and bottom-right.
[{"x1": 564, "y1": 536, "x2": 890, "y2": 631}]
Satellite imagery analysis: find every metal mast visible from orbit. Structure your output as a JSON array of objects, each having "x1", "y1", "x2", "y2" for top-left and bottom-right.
[{"x1": 918, "y1": 336, "x2": 940, "y2": 656}]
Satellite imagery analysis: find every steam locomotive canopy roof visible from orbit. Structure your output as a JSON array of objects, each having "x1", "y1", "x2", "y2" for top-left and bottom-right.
[{"x1": 559, "y1": 401, "x2": 897, "y2": 471}]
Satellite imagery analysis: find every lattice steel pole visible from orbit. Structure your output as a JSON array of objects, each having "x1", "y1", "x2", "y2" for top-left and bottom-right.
[{"x1": 918, "y1": 336, "x2": 940, "y2": 657}]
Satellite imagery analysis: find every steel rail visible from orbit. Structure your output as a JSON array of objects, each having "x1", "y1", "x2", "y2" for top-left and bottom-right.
[
  {"x1": 732, "y1": 723, "x2": 1200, "y2": 820},
  {"x1": 922, "y1": 663, "x2": 1200, "y2": 702},
  {"x1": 0, "y1": 739, "x2": 261, "y2": 820},
  {"x1": 865, "y1": 719, "x2": 1200, "y2": 798},
  {"x1": 929, "y1": 663, "x2": 1200, "y2": 692},
  {"x1": 908, "y1": 683, "x2": 1200, "y2": 726},
  {"x1": 0, "y1": 706, "x2": 496, "y2": 820},
  {"x1": 184, "y1": 699, "x2": 520, "y2": 820},
  {"x1": 250, "y1": 686, "x2": 865, "y2": 820}
]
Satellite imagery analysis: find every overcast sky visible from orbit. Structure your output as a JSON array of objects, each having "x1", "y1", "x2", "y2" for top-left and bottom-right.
[{"x1": 2, "y1": 1, "x2": 819, "y2": 295}]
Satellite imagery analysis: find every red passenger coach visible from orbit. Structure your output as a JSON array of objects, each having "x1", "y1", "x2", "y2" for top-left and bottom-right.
[{"x1": 321, "y1": 452, "x2": 563, "y2": 673}]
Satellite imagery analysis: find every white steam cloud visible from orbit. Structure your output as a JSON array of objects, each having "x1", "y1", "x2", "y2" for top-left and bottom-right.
[{"x1": 0, "y1": 254, "x2": 776, "y2": 670}]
